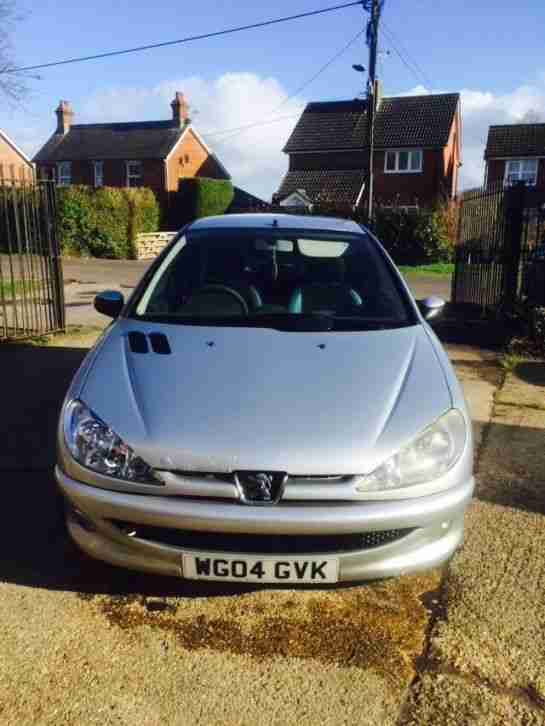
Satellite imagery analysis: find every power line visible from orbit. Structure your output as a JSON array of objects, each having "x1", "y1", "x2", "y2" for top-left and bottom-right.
[
  {"x1": 274, "y1": 28, "x2": 365, "y2": 111},
  {"x1": 204, "y1": 113, "x2": 303, "y2": 141},
  {"x1": 205, "y1": 28, "x2": 365, "y2": 144},
  {"x1": 380, "y1": 21, "x2": 431, "y2": 88},
  {"x1": 4, "y1": 1, "x2": 364, "y2": 74}
]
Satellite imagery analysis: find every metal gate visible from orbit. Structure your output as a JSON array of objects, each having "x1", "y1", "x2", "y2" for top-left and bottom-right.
[
  {"x1": 0, "y1": 180, "x2": 65, "y2": 339},
  {"x1": 452, "y1": 182, "x2": 545, "y2": 313}
]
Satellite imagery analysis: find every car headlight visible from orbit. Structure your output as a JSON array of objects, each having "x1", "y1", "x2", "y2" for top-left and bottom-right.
[
  {"x1": 63, "y1": 399, "x2": 159, "y2": 484},
  {"x1": 357, "y1": 409, "x2": 467, "y2": 492}
]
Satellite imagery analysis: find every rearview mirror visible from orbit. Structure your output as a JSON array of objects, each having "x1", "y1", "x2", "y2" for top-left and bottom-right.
[
  {"x1": 418, "y1": 296, "x2": 446, "y2": 322},
  {"x1": 94, "y1": 290, "x2": 124, "y2": 318}
]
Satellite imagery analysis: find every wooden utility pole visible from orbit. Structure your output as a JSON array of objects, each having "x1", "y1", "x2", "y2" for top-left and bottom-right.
[{"x1": 365, "y1": 0, "x2": 382, "y2": 222}]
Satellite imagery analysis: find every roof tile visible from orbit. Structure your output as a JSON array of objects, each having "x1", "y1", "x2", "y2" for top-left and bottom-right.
[
  {"x1": 485, "y1": 124, "x2": 545, "y2": 158},
  {"x1": 283, "y1": 93, "x2": 460, "y2": 152}
]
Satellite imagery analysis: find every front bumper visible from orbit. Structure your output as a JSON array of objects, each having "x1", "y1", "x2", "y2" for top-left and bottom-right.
[{"x1": 56, "y1": 467, "x2": 474, "y2": 582}]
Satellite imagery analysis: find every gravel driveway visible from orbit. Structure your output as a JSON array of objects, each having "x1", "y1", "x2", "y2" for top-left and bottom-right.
[{"x1": 6, "y1": 326, "x2": 542, "y2": 725}]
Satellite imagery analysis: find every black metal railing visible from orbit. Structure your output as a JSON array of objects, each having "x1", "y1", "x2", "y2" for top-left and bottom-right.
[
  {"x1": 453, "y1": 182, "x2": 545, "y2": 313},
  {"x1": 0, "y1": 181, "x2": 65, "y2": 339}
]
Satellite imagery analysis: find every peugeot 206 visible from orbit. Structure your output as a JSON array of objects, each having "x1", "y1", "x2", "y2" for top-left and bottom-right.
[{"x1": 56, "y1": 214, "x2": 473, "y2": 585}]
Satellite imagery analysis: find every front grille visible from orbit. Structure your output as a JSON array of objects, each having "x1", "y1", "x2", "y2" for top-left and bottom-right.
[{"x1": 110, "y1": 521, "x2": 416, "y2": 554}]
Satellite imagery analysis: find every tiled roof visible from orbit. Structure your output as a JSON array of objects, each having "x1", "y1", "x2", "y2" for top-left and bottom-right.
[
  {"x1": 283, "y1": 93, "x2": 460, "y2": 152},
  {"x1": 275, "y1": 169, "x2": 366, "y2": 205},
  {"x1": 485, "y1": 123, "x2": 545, "y2": 158},
  {"x1": 33, "y1": 121, "x2": 186, "y2": 162}
]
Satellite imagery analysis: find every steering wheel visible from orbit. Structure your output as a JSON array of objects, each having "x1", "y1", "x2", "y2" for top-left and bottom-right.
[{"x1": 184, "y1": 284, "x2": 249, "y2": 316}]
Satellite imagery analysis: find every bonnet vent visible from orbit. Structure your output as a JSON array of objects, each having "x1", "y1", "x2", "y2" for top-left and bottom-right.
[{"x1": 127, "y1": 331, "x2": 172, "y2": 355}]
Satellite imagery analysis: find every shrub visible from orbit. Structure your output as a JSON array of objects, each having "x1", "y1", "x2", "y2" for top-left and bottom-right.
[
  {"x1": 177, "y1": 178, "x2": 234, "y2": 220},
  {"x1": 371, "y1": 206, "x2": 454, "y2": 265},
  {"x1": 57, "y1": 186, "x2": 160, "y2": 258}
]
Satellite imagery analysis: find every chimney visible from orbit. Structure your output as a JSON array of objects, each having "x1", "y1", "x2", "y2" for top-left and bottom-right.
[
  {"x1": 373, "y1": 79, "x2": 383, "y2": 111},
  {"x1": 55, "y1": 100, "x2": 74, "y2": 135},
  {"x1": 171, "y1": 92, "x2": 190, "y2": 128}
]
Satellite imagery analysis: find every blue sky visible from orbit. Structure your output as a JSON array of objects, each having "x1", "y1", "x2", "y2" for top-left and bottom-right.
[{"x1": 1, "y1": 0, "x2": 544, "y2": 198}]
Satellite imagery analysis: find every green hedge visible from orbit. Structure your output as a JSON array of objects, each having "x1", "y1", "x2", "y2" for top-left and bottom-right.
[
  {"x1": 371, "y1": 207, "x2": 454, "y2": 265},
  {"x1": 177, "y1": 178, "x2": 234, "y2": 221},
  {"x1": 57, "y1": 186, "x2": 160, "y2": 258}
]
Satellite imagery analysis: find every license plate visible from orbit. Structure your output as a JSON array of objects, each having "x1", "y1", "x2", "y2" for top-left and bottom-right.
[{"x1": 182, "y1": 552, "x2": 339, "y2": 584}]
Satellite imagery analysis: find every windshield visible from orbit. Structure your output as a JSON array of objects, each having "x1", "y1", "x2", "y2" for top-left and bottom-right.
[{"x1": 130, "y1": 227, "x2": 416, "y2": 331}]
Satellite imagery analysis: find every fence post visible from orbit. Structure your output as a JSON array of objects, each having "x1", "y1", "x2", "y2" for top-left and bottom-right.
[{"x1": 502, "y1": 181, "x2": 525, "y2": 313}]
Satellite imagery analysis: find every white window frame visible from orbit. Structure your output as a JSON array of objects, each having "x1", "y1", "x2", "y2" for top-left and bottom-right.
[
  {"x1": 126, "y1": 160, "x2": 142, "y2": 188},
  {"x1": 57, "y1": 161, "x2": 71, "y2": 186},
  {"x1": 384, "y1": 149, "x2": 423, "y2": 174},
  {"x1": 94, "y1": 160, "x2": 104, "y2": 187},
  {"x1": 503, "y1": 158, "x2": 538, "y2": 187}
]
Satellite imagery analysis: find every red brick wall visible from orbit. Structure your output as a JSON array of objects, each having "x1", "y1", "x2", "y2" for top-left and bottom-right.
[
  {"x1": 37, "y1": 159, "x2": 165, "y2": 194},
  {"x1": 167, "y1": 129, "x2": 228, "y2": 191},
  {"x1": 372, "y1": 149, "x2": 445, "y2": 207},
  {"x1": 289, "y1": 144, "x2": 456, "y2": 208},
  {"x1": 35, "y1": 128, "x2": 227, "y2": 195}
]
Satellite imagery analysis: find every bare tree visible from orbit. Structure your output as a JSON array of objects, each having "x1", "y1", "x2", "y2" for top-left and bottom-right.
[{"x1": 0, "y1": 0, "x2": 28, "y2": 103}]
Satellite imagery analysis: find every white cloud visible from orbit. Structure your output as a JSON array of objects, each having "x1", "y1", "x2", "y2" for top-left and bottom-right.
[
  {"x1": 401, "y1": 77, "x2": 545, "y2": 189},
  {"x1": 5, "y1": 71, "x2": 545, "y2": 198},
  {"x1": 80, "y1": 73, "x2": 305, "y2": 201}
]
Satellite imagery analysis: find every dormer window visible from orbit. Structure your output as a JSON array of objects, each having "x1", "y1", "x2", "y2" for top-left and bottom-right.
[
  {"x1": 504, "y1": 159, "x2": 538, "y2": 186},
  {"x1": 385, "y1": 149, "x2": 423, "y2": 174}
]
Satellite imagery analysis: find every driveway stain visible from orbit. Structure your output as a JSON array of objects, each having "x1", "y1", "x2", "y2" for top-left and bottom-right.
[{"x1": 79, "y1": 572, "x2": 440, "y2": 685}]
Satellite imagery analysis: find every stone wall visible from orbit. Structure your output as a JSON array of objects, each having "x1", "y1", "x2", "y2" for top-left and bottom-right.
[{"x1": 135, "y1": 232, "x2": 176, "y2": 260}]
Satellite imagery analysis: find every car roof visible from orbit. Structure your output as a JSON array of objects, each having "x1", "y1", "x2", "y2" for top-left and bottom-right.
[{"x1": 188, "y1": 213, "x2": 365, "y2": 235}]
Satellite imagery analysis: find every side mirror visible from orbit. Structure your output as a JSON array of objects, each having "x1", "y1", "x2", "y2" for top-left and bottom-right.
[
  {"x1": 94, "y1": 290, "x2": 124, "y2": 318},
  {"x1": 418, "y1": 296, "x2": 446, "y2": 322}
]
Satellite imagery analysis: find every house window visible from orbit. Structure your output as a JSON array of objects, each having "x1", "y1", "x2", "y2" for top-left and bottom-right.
[
  {"x1": 57, "y1": 162, "x2": 71, "y2": 186},
  {"x1": 384, "y1": 149, "x2": 423, "y2": 173},
  {"x1": 504, "y1": 159, "x2": 538, "y2": 186},
  {"x1": 94, "y1": 161, "x2": 104, "y2": 187},
  {"x1": 126, "y1": 161, "x2": 142, "y2": 188}
]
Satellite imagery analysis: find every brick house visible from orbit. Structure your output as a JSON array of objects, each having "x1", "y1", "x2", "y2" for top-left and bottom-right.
[
  {"x1": 33, "y1": 93, "x2": 230, "y2": 195},
  {"x1": 0, "y1": 129, "x2": 34, "y2": 183},
  {"x1": 276, "y1": 89, "x2": 461, "y2": 210},
  {"x1": 484, "y1": 123, "x2": 545, "y2": 191}
]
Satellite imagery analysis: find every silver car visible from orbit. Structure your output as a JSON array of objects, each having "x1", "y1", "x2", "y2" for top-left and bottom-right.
[{"x1": 56, "y1": 214, "x2": 473, "y2": 585}]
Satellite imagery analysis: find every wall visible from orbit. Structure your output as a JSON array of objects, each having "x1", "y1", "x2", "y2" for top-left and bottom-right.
[
  {"x1": 37, "y1": 159, "x2": 165, "y2": 193},
  {"x1": 0, "y1": 139, "x2": 34, "y2": 182},
  {"x1": 135, "y1": 231, "x2": 176, "y2": 259},
  {"x1": 166, "y1": 129, "x2": 228, "y2": 192},
  {"x1": 372, "y1": 149, "x2": 445, "y2": 207},
  {"x1": 289, "y1": 146, "x2": 452, "y2": 208}
]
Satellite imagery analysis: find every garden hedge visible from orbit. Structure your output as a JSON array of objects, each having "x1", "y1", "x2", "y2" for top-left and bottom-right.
[
  {"x1": 177, "y1": 178, "x2": 234, "y2": 221},
  {"x1": 57, "y1": 186, "x2": 160, "y2": 258}
]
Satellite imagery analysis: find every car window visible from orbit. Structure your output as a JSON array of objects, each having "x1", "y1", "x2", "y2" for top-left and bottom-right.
[{"x1": 131, "y1": 228, "x2": 415, "y2": 331}]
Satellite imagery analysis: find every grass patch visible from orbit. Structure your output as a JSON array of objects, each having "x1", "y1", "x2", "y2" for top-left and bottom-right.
[{"x1": 398, "y1": 263, "x2": 454, "y2": 277}]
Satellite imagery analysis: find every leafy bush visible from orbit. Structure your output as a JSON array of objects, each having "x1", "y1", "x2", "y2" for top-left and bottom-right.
[
  {"x1": 57, "y1": 186, "x2": 160, "y2": 258},
  {"x1": 372, "y1": 206, "x2": 454, "y2": 265},
  {"x1": 177, "y1": 178, "x2": 234, "y2": 220}
]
